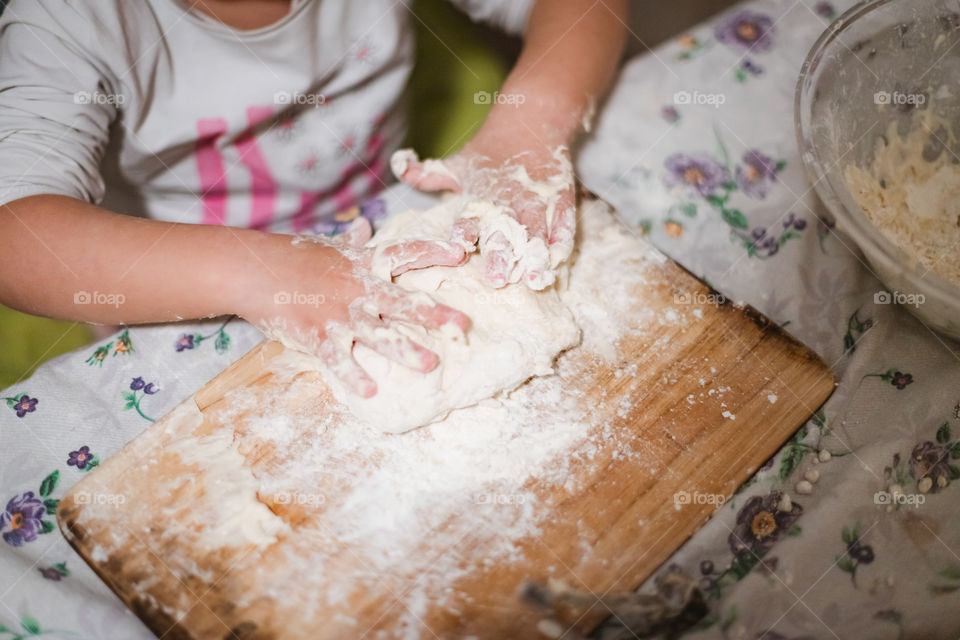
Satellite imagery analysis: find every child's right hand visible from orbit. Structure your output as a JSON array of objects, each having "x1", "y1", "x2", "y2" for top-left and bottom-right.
[{"x1": 238, "y1": 219, "x2": 469, "y2": 398}]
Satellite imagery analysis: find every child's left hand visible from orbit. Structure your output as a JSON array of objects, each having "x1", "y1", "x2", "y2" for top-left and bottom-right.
[
  {"x1": 390, "y1": 0, "x2": 627, "y2": 291},
  {"x1": 391, "y1": 132, "x2": 575, "y2": 291}
]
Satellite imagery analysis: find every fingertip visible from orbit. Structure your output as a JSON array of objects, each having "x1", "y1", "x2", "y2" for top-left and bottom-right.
[
  {"x1": 453, "y1": 217, "x2": 480, "y2": 247},
  {"x1": 426, "y1": 304, "x2": 470, "y2": 333},
  {"x1": 419, "y1": 349, "x2": 440, "y2": 373},
  {"x1": 357, "y1": 378, "x2": 378, "y2": 398},
  {"x1": 439, "y1": 243, "x2": 467, "y2": 267},
  {"x1": 390, "y1": 148, "x2": 419, "y2": 181},
  {"x1": 343, "y1": 216, "x2": 373, "y2": 248},
  {"x1": 484, "y1": 254, "x2": 509, "y2": 289},
  {"x1": 524, "y1": 268, "x2": 555, "y2": 291},
  {"x1": 447, "y1": 308, "x2": 471, "y2": 333},
  {"x1": 413, "y1": 171, "x2": 460, "y2": 192},
  {"x1": 548, "y1": 204, "x2": 576, "y2": 245}
]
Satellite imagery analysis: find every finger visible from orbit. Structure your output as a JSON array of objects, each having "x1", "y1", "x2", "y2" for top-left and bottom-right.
[
  {"x1": 372, "y1": 288, "x2": 471, "y2": 332},
  {"x1": 478, "y1": 230, "x2": 515, "y2": 289},
  {"x1": 547, "y1": 189, "x2": 577, "y2": 264},
  {"x1": 390, "y1": 149, "x2": 461, "y2": 192},
  {"x1": 341, "y1": 216, "x2": 372, "y2": 249},
  {"x1": 517, "y1": 233, "x2": 553, "y2": 291},
  {"x1": 483, "y1": 247, "x2": 513, "y2": 289},
  {"x1": 452, "y1": 216, "x2": 480, "y2": 247},
  {"x1": 511, "y1": 198, "x2": 553, "y2": 290},
  {"x1": 353, "y1": 317, "x2": 439, "y2": 373},
  {"x1": 522, "y1": 265, "x2": 555, "y2": 291},
  {"x1": 319, "y1": 336, "x2": 377, "y2": 398},
  {"x1": 515, "y1": 199, "x2": 549, "y2": 246},
  {"x1": 381, "y1": 240, "x2": 467, "y2": 276}
]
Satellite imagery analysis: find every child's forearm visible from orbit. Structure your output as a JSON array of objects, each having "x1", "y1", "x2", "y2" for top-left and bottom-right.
[
  {"x1": 0, "y1": 194, "x2": 270, "y2": 324},
  {"x1": 481, "y1": 0, "x2": 628, "y2": 145}
]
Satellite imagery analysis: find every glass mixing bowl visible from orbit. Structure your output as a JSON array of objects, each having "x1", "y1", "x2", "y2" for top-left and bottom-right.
[{"x1": 796, "y1": 0, "x2": 960, "y2": 340}]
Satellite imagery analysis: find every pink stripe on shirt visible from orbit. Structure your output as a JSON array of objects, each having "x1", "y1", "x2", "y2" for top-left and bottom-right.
[
  {"x1": 195, "y1": 118, "x2": 229, "y2": 225},
  {"x1": 236, "y1": 106, "x2": 278, "y2": 230}
]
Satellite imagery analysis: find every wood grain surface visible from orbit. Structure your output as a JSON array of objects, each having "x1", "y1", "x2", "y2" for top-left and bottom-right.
[{"x1": 58, "y1": 206, "x2": 834, "y2": 639}]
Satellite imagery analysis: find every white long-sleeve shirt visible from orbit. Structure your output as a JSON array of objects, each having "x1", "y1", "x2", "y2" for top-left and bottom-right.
[{"x1": 0, "y1": 0, "x2": 531, "y2": 232}]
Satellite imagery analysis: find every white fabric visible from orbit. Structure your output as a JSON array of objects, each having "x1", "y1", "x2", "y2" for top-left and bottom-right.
[{"x1": 0, "y1": 0, "x2": 531, "y2": 232}]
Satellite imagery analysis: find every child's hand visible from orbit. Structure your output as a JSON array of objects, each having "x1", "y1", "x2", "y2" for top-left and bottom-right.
[
  {"x1": 240, "y1": 219, "x2": 469, "y2": 397},
  {"x1": 391, "y1": 134, "x2": 575, "y2": 291},
  {"x1": 390, "y1": 0, "x2": 630, "y2": 290}
]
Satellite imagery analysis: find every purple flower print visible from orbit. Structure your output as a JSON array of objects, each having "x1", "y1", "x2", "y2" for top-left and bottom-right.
[
  {"x1": 67, "y1": 446, "x2": 94, "y2": 470},
  {"x1": 1, "y1": 492, "x2": 46, "y2": 547},
  {"x1": 315, "y1": 197, "x2": 388, "y2": 237},
  {"x1": 123, "y1": 379, "x2": 159, "y2": 422},
  {"x1": 715, "y1": 11, "x2": 775, "y2": 53},
  {"x1": 838, "y1": 522, "x2": 875, "y2": 585},
  {"x1": 662, "y1": 105, "x2": 680, "y2": 123},
  {"x1": 664, "y1": 153, "x2": 731, "y2": 197},
  {"x1": 910, "y1": 441, "x2": 952, "y2": 492},
  {"x1": 175, "y1": 334, "x2": 195, "y2": 351},
  {"x1": 37, "y1": 561, "x2": 69, "y2": 581},
  {"x1": 736, "y1": 150, "x2": 779, "y2": 199},
  {"x1": 11, "y1": 395, "x2": 38, "y2": 418},
  {"x1": 728, "y1": 491, "x2": 802, "y2": 557},
  {"x1": 733, "y1": 59, "x2": 765, "y2": 83},
  {"x1": 130, "y1": 377, "x2": 158, "y2": 395},
  {"x1": 748, "y1": 227, "x2": 780, "y2": 257},
  {"x1": 848, "y1": 540, "x2": 874, "y2": 564},
  {"x1": 815, "y1": 1, "x2": 837, "y2": 21},
  {"x1": 742, "y1": 59, "x2": 764, "y2": 75},
  {"x1": 38, "y1": 567, "x2": 63, "y2": 581},
  {"x1": 359, "y1": 197, "x2": 388, "y2": 226},
  {"x1": 890, "y1": 371, "x2": 913, "y2": 389},
  {"x1": 783, "y1": 212, "x2": 807, "y2": 231},
  {"x1": 757, "y1": 632, "x2": 818, "y2": 640}
]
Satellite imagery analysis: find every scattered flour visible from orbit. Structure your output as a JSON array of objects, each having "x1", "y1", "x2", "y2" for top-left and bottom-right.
[
  {"x1": 80, "y1": 203, "x2": 739, "y2": 638},
  {"x1": 197, "y1": 203, "x2": 686, "y2": 633}
]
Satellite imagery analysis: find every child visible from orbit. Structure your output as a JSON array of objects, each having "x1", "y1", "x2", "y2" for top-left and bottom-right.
[{"x1": 0, "y1": 0, "x2": 626, "y2": 395}]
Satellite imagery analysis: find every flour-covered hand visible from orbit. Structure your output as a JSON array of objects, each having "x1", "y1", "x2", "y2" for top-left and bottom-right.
[
  {"x1": 391, "y1": 143, "x2": 575, "y2": 290},
  {"x1": 240, "y1": 218, "x2": 470, "y2": 397}
]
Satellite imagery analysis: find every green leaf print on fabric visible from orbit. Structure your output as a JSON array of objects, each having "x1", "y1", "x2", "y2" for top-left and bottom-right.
[
  {"x1": 842, "y1": 307, "x2": 873, "y2": 355},
  {"x1": 175, "y1": 317, "x2": 233, "y2": 354},
  {"x1": 37, "y1": 562, "x2": 69, "y2": 582},
  {"x1": 38, "y1": 471, "x2": 57, "y2": 498},
  {"x1": 123, "y1": 377, "x2": 159, "y2": 423},
  {"x1": 863, "y1": 369, "x2": 914, "y2": 390},
  {"x1": 84, "y1": 329, "x2": 134, "y2": 366},
  {"x1": 837, "y1": 522, "x2": 875, "y2": 587},
  {"x1": 929, "y1": 567, "x2": 960, "y2": 594},
  {"x1": 0, "y1": 613, "x2": 82, "y2": 638}
]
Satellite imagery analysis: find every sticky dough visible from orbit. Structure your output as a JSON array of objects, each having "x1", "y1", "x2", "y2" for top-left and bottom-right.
[
  {"x1": 845, "y1": 111, "x2": 960, "y2": 285},
  {"x1": 327, "y1": 200, "x2": 580, "y2": 433}
]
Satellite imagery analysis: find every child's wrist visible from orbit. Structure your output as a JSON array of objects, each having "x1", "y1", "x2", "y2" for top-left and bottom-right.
[{"x1": 212, "y1": 228, "x2": 281, "y2": 322}]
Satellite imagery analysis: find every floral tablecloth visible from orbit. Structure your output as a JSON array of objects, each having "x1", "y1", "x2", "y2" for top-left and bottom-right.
[{"x1": 3, "y1": 1, "x2": 960, "y2": 638}]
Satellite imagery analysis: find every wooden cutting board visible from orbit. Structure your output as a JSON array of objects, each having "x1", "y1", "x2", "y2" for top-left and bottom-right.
[{"x1": 58, "y1": 204, "x2": 834, "y2": 640}]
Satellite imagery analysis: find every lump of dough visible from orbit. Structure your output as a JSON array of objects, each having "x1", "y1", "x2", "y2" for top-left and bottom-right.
[{"x1": 334, "y1": 200, "x2": 581, "y2": 433}]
